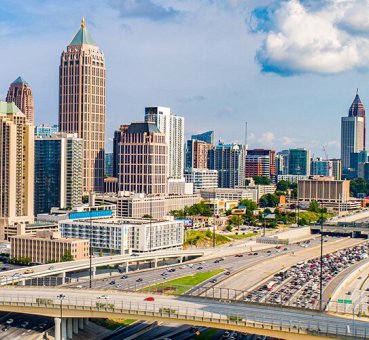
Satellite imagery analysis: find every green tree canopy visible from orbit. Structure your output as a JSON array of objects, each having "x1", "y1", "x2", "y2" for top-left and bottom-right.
[
  {"x1": 259, "y1": 193, "x2": 279, "y2": 208},
  {"x1": 61, "y1": 250, "x2": 74, "y2": 262},
  {"x1": 253, "y1": 176, "x2": 272, "y2": 185},
  {"x1": 308, "y1": 200, "x2": 320, "y2": 213},
  {"x1": 228, "y1": 215, "x2": 244, "y2": 227},
  {"x1": 276, "y1": 180, "x2": 289, "y2": 191},
  {"x1": 350, "y1": 178, "x2": 369, "y2": 197},
  {"x1": 239, "y1": 199, "x2": 258, "y2": 216}
]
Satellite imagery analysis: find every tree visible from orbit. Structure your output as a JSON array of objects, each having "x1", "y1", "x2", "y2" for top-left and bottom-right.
[
  {"x1": 226, "y1": 225, "x2": 233, "y2": 232},
  {"x1": 61, "y1": 251, "x2": 74, "y2": 262},
  {"x1": 253, "y1": 176, "x2": 272, "y2": 185},
  {"x1": 308, "y1": 200, "x2": 320, "y2": 213},
  {"x1": 228, "y1": 215, "x2": 244, "y2": 230},
  {"x1": 239, "y1": 199, "x2": 258, "y2": 212},
  {"x1": 276, "y1": 180, "x2": 289, "y2": 192},
  {"x1": 142, "y1": 214, "x2": 152, "y2": 218},
  {"x1": 259, "y1": 194, "x2": 279, "y2": 208},
  {"x1": 82, "y1": 195, "x2": 89, "y2": 204},
  {"x1": 350, "y1": 178, "x2": 369, "y2": 197}
]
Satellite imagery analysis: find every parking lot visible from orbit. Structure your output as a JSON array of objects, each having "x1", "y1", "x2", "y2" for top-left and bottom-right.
[{"x1": 244, "y1": 239, "x2": 369, "y2": 309}]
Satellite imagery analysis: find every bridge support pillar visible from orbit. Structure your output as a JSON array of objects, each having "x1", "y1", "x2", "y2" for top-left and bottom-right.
[
  {"x1": 19, "y1": 280, "x2": 25, "y2": 286},
  {"x1": 84, "y1": 318, "x2": 90, "y2": 327},
  {"x1": 61, "y1": 272, "x2": 66, "y2": 285},
  {"x1": 78, "y1": 318, "x2": 84, "y2": 330},
  {"x1": 67, "y1": 318, "x2": 73, "y2": 339},
  {"x1": 73, "y1": 318, "x2": 78, "y2": 334},
  {"x1": 126, "y1": 261, "x2": 129, "y2": 272},
  {"x1": 54, "y1": 317, "x2": 61, "y2": 340},
  {"x1": 61, "y1": 318, "x2": 67, "y2": 340},
  {"x1": 154, "y1": 258, "x2": 158, "y2": 268},
  {"x1": 179, "y1": 256, "x2": 183, "y2": 263},
  {"x1": 92, "y1": 267, "x2": 96, "y2": 278}
]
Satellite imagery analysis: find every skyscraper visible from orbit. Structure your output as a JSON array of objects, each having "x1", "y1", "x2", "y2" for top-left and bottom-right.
[
  {"x1": 6, "y1": 76, "x2": 34, "y2": 125},
  {"x1": 208, "y1": 142, "x2": 245, "y2": 188},
  {"x1": 288, "y1": 148, "x2": 310, "y2": 175},
  {"x1": 34, "y1": 133, "x2": 83, "y2": 215},
  {"x1": 310, "y1": 157, "x2": 331, "y2": 177},
  {"x1": 59, "y1": 18, "x2": 106, "y2": 193},
  {"x1": 245, "y1": 149, "x2": 276, "y2": 179},
  {"x1": 145, "y1": 106, "x2": 184, "y2": 179},
  {"x1": 118, "y1": 122, "x2": 168, "y2": 195},
  {"x1": 341, "y1": 92, "x2": 365, "y2": 169},
  {"x1": 186, "y1": 139, "x2": 212, "y2": 170},
  {"x1": 35, "y1": 124, "x2": 59, "y2": 138},
  {"x1": 191, "y1": 131, "x2": 214, "y2": 144},
  {"x1": 0, "y1": 102, "x2": 34, "y2": 240}
]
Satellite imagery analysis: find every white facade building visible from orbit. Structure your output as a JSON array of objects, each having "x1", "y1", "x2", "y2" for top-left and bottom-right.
[
  {"x1": 145, "y1": 106, "x2": 184, "y2": 179},
  {"x1": 185, "y1": 168, "x2": 218, "y2": 192},
  {"x1": 60, "y1": 217, "x2": 184, "y2": 254}
]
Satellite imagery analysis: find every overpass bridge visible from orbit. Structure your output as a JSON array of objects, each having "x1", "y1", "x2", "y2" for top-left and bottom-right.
[
  {"x1": 311, "y1": 224, "x2": 369, "y2": 238},
  {"x1": 0, "y1": 287, "x2": 368, "y2": 340},
  {"x1": 0, "y1": 250, "x2": 204, "y2": 286}
]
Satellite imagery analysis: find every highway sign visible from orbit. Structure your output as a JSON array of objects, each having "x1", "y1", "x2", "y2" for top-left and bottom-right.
[{"x1": 338, "y1": 299, "x2": 352, "y2": 304}]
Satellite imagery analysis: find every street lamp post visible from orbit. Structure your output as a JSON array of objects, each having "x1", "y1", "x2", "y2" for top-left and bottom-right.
[
  {"x1": 319, "y1": 202, "x2": 324, "y2": 313},
  {"x1": 57, "y1": 294, "x2": 66, "y2": 339},
  {"x1": 89, "y1": 202, "x2": 93, "y2": 289}
]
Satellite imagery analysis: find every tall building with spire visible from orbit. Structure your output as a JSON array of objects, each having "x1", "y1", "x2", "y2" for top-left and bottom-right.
[
  {"x1": 6, "y1": 77, "x2": 34, "y2": 125},
  {"x1": 341, "y1": 91, "x2": 366, "y2": 169},
  {"x1": 59, "y1": 18, "x2": 106, "y2": 193}
]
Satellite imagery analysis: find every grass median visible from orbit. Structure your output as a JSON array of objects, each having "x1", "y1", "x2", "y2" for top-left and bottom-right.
[{"x1": 140, "y1": 269, "x2": 224, "y2": 295}]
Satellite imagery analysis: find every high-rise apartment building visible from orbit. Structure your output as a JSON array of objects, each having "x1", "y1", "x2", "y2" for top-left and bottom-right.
[
  {"x1": 310, "y1": 157, "x2": 331, "y2": 177},
  {"x1": 118, "y1": 122, "x2": 168, "y2": 195},
  {"x1": 341, "y1": 92, "x2": 365, "y2": 169},
  {"x1": 35, "y1": 124, "x2": 59, "y2": 138},
  {"x1": 145, "y1": 106, "x2": 184, "y2": 179},
  {"x1": 59, "y1": 18, "x2": 106, "y2": 193},
  {"x1": 276, "y1": 150, "x2": 289, "y2": 175},
  {"x1": 186, "y1": 139, "x2": 212, "y2": 170},
  {"x1": 191, "y1": 131, "x2": 214, "y2": 144},
  {"x1": 34, "y1": 133, "x2": 83, "y2": 215},
  {"x1": 113, "y1": 124, "x2": 129, "y2": 178},
  {"x1": 0, "y1": 102, "x2": 34, "y2": 240},
  {"x1": 245, "y1": 149, "x2": 276, "y2": 179},
  {"x1": 208, "y1": 142, "x2": 245, "y2": 188},
  {"x1": 6, "y1": 77, "x2": 34, "y2": 125},
  {"x1": 330, "y1": 159, "x2": 342, "y2": 180},
  {"x1": 288, "y1": 148, "x2": 310, "y2": 175}
]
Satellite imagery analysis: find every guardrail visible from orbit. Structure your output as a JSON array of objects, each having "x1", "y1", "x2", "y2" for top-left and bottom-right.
[{"x1": 0, "y1": 294, "x2": 367, "y2": 339}]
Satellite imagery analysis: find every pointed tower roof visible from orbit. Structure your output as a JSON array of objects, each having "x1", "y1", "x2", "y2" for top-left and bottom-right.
[
  {"x1": 12, "y1": 76, "x2": 29, "y2": 86},
  {"x1": 349, "y1": 89, "x2": 365, "y2": 117},
  {"x1": 69, "y1": 17, "x2": 96, "y2": 46}
]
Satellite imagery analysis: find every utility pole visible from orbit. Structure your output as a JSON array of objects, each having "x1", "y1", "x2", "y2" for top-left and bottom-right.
[{"x1": 319, "y1": 202, "x2": 324, "y2": 313}]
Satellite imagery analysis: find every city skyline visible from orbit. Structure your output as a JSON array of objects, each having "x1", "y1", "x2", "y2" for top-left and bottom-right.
[{"x1": 1, "y1": 0, "x2": 369, "y2": 157}]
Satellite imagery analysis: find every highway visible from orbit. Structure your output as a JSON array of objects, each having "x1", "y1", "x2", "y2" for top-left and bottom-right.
[
  {"x1": 211, "y1": 237, "x2": 363, "y2": 294},
  {"x1": 0, "y1": 287, "x2": 368, "y2": 338},
  {"x1": 66, "y1": 236, "x2": 338, "y2": 292}
]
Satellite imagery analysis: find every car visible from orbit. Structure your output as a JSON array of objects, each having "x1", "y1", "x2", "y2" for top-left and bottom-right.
[
  {"x1": 38, "y1": 323, "x2": 47, "y2": 329},
  {"x1": 214, "y1": 259, "x2": 220, "y2": 263},
  {"x1": 1, "y1": 267, "x2": 7, "y2": 271},
  {"x1": 347, "y1": 291, "x2": 352, "y2": 295},
  {"x1": 6, "y1": 319, "x2": 14, "y2": 324},
  {"x1": 222, "y1": 331, "x2": 230, "y2": 338},
  {"x1": 109, "y1": 280, "x2": 116, "y2": 285},
  {"x1": 24, "y1": 269, "x2": 34, "y2": 274},
  {"x1": 144, "y1": 296, "x2": 155, "y2": 301},
  {"x1": 2, "y1": 325, "x2": 10, "y2": 331},
  {"x1": 253, "y1": 252, "x2": 258, "y2": 256},
  {"x1": 12, "y1": 273, "x2": 20, "y2": 277},
  {"x1": 283, "y1": 248, "x2": 288, "y2": 251},
  {"x1": 210, "y1": 278, "x2": 217, "y2": 283},
  {"x1": 136, "y1": 278, "x2": 143, "y2": 282},
  {"x1": 224, "y1": 271, "x2": 231, "y2": 275},
  {"x1": 180, "y1": 265, "x2": 186, "y2": 269},
  {"x1": 48, "y1": 266, "x2": 55, "y2": 270},
  {"x1": 267, "y1": 250, "x2": 272, "y2": 253},
  {"x1": 197, "y1": 266, "x2": 203, "y2": 270},
  {"x1": 168, "y1": 268, "x2": 176, "y2": 272},
  {"x1": 76, "y1": 285, "x2": 83, "y2": 289},
  {"x1": 121, "y1": 275, "x2": 128, "y2": 279},
  {"x1": 131, "y1": 253, "x2": 139, "y2": 257},
  {"x1": 235, "y1": 254, "x2": 243, "y2": 257},
  {"x1": 98, "y1": 295, "x2": 109, "y2": 299},
  {"x1": 248, "y1": 252, "x2": 253, "y2": 256},
  {"x1": 21, "y1": 321, "x2": 29, "y2": 328},
  {"x1": 276, "y1": 245, "x2": 282, "y2": 249},
  {"x1": 161, "y1": 272, "x2": 167, "y2": 276}
]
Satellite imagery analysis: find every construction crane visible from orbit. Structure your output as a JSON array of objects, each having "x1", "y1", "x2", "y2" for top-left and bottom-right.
[{"x1": 322, "y1": 145, "x2": 332, "y2": 170}]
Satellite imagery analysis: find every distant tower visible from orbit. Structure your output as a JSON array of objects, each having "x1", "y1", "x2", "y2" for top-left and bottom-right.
[
  {"x1": 6, "y1": 76, "x2": 34, "y2": 125},
  {"x1": 145, "y1": 106, "x2": 184, "y2": 179},
  {"x1": 59, "y1": 18, "x2": 106, "y2": 193},
  {"x1": 341, "y1": 91, "x2": 366, "y2": 169}
]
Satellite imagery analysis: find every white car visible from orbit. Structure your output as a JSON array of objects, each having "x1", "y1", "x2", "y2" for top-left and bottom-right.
[
  {"x1": 6, "y1": 319, "x2": 14, "y2": 324},
  {"x1": 98, "y1": 295, "x2": 109, "y2": 299}
]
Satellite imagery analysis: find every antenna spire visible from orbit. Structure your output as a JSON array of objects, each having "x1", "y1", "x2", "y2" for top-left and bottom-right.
[{"x1": 81, "y1": 17, "x2": 86, "y2": 29}]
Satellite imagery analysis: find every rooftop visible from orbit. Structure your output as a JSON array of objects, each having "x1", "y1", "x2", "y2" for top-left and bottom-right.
[
  {"x1": 69, "y1": 18, "x2": 97, "y2": 46},
  {"x1": 0, "y1": 101, "x2": 22, "y2": 116},
  {"x1": 11, "y1": 76, "x2": 29, "y2": 86},
  {"x1": 126, "y1": 122, "x2": 160, "y2": 134}
]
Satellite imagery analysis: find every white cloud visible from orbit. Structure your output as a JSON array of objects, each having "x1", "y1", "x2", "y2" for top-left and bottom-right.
[
  {"x1": 257, "y1": 131, "x2": 275, "y2": 145},
  {"x1": 250, "y1": 0, "x2": 369, "y2": 75}
]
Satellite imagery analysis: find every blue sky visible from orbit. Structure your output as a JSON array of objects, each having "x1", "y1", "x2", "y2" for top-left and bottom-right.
[{"x1": 1, "y1": 0, "x2": 369, "y2": 157}]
